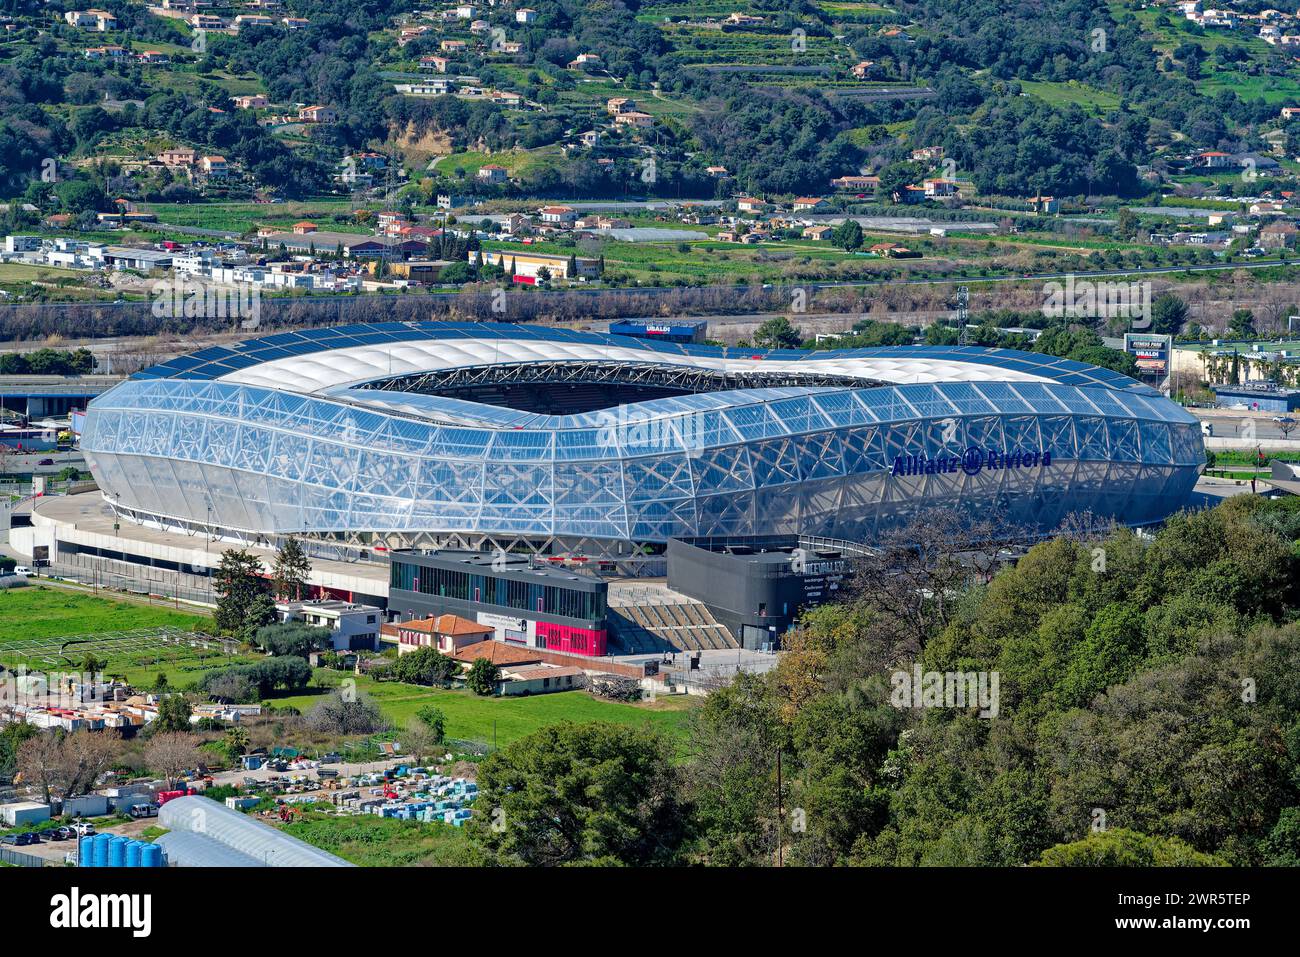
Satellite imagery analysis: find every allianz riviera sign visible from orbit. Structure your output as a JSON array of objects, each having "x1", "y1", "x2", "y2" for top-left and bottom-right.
[{"x1": 891, "y1": 447, "x2": 1053, "y2": 478}]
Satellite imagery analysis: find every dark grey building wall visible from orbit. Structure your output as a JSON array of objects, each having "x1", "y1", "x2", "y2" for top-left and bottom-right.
[{"x1": 667, "y1": 539, "x2": 848, "y2": 649}]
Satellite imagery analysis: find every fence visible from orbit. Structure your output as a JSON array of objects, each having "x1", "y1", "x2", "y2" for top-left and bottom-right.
[
  {"x1": 0, "y1": 846, "x2": 46, "y2": 867},
  {"x1": 47, "y1": 555, "x2": 217, "y2": 607}
]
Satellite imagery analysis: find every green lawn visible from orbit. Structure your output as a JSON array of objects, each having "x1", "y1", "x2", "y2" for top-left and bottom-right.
[
  {"x1": 0, "y1": 263, "x2": 82, "y2": 281},
  {"x1": 282, "y1": 810, "x2": 476, "y2": 866},
  {"x1": 0, "y1": 586, "x2": 234, "y2": 687},
  {"x1": 138, "y1": 200, "x2": 366, "y2": 234},
  {"x1": 0, "y1": 587, "x2": 208, "y2": 644},
  {"x1": 273, "y1": 670, "x2": 698, "y2": 747},
  {"x1": 1019, "y1": 80, "x2": 1120, "y2": 112}
]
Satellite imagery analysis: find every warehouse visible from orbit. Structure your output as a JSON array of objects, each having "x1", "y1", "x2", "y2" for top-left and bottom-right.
[{"x1": 157, "y1": 795, "x2": 352, "y2": 867}]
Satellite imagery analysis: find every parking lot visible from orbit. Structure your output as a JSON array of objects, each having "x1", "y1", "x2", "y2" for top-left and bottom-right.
[{"x1": 9, "y1": 816, "x2": 157, "y2": 865}]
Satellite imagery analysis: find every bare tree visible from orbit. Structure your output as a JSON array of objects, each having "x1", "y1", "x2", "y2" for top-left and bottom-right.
[
  {"x1": 18, "y1": 732, "x2": 64, "y2": 804},
  {"x1": 19, "y1": 729, "x2": 121, "y2": 803},
  {"x1": 402, "y1": 718, "x2": 439, "y2": 765},
  {"x1": 144, "y1": 732, "x2": 202, "y2": 790},
  {"x1": 841, "y1": 506, "x2": 1014, "y2": 665}
]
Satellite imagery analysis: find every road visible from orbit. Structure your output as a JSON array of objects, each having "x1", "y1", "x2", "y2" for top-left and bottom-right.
[
  {"x1": 210, "y1": 756, "x2": 411, "y2": 788},
  {"x1": 1189, "y1": 408, "x2": 1298, "y2": 441}
]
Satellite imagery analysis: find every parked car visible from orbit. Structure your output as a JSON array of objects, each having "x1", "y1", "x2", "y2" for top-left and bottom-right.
[
  {"x1": 12, "y1": 566, "x2": 32, "y2": 577},
  {"x1": 56, "y1": 826, "x2": 78, "y2": 840},
  {"x1": 36, "y1": 457, "x2": 55, "y2": 466},
  {"x1": 2, "y1": 832, "x2": 41, "y2": 846},
  {"x1": 37, "y1": 828, "x2": 63, "y2": 841},
  {"x1": 71, "y1": 822, "x2": 95, "y2": 836},
  {"x1": 128, "y1": 803, "x2": 158, "y2": 819}
]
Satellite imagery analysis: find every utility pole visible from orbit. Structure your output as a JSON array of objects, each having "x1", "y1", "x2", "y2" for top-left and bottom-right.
[
  {"x1": 775, "y1": 746, "x2": 783, "y2": 868},
  {"x1": 956, "y1": 286, "x2": 969, "y2": 345}
]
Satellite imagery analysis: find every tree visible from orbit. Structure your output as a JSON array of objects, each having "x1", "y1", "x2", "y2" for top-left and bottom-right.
[
  {"x1": 1034, "y1": 829, "x2": 1225, "y2": 867},
  {"x1": 0, "y1": 722, "x2": 37, "y2": 783},
  {"x1": 1150, "y1": 292, "x2": 1188, "y2": 336},
  {"x1": 19, "y1": 729, "x2": 121, "y2": 803},
  {"x1": 683, "y1": 671, "x2": 787, "y2": 866},
  {"x1": 1228, "y1": 309, "x2": 1255, "y2": 338},
  {"x1": 244, "y1": 593, "x2": 278, "y2": 643},
  {"x1": 306, "y1": 690, "x2": 389, "y2": 734},
  {"x1": 1114, "y1": 207, "x2": 1138, "y2": 241},
  {"x1": 753, "y1": 315, "x2": 802, "y2": 349},
  {"x1": 832, "y1": 218, "x2": 864, "y2": 252},
  {"x1": 145, "y1": 732, "x2": 203, "y2": 790},
  {"x1": 414, "y1": 705, "x2": 446, "y2": 744},
  {"x1": 252, "y1": 622, "x2": 331, "y2": 658},
  {"x1": 466, "y1": 658, "x2": 500, "y2": 696},
  {"x1": 393, "y1": 646, "x2": 459, "y2": 687},
  {"x1": 469, "y1": 722, "x2": 687, "y2": 866},
  {"x1": 222, "y1": 727, "x2": 250, "y2": 765},
  {"x1": 213, "y1": 549, "x2": 271, "y2": 636},
  {"x1": 403, "y1": 711, "x2": 445, "y2": 764},
  {"x1": 272, "y1": 537, "x2": 311, "y2": 601},
  {"x1": 16, "y1": 732, "x2": 63, "y2": 803},
  {"x1": 152, "y1": 694, "x2": 193, "y2": 733}
]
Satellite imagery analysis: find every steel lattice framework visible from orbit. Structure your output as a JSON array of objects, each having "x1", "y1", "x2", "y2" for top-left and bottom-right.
[
  {"x1": 372, "y1": 360, "x2": 875, "y2": 399},
  {"x1": 79, "y1": 323, "x2": 1205, "y2": 564}
]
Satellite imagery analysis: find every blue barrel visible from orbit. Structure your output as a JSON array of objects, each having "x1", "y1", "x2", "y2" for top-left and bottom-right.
[
  {"x1": 141, "y1": 843, "x2": 163, "y2": 868},
  {"x1": 125, "y1": 840, "x2": 143, "y2": 868},
  {"x1": 92, "y1": 832, "x2": 112, "y2": 867},
  {"x1": 107, "y1": 835, "x2": 128, "y2": 867},
  {"x1": 79, "y1": 836, "x2": 97, "y2": 867}
]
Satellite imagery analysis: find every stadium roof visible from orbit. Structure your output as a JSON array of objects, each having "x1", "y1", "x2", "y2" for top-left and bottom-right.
[
  {"x1": 126, "y1": 323, "x2": 1160, "y2": 432},
  {"x1": 133, "y1": 322, "x2": 1153, "y2": 395}
]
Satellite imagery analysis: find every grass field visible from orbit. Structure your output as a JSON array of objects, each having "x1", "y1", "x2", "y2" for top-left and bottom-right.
[
  {"x1": 0, "y1": 263, "x2": 82, "y2": 282},
  {"x1": 272, "y1": 669, "x2": 699, "y2": 746},
  {"x1": 0, "y1": 587, "x2": 208, "y2": 644},
  {"x1": 437, "y1": 146, "x2": 565, "y2": 180},
  {"x1": 0, "y1": 586, "x2": 240, "y2": 687},
  {"x1": 138, "y1": 200, "x2": 366, "y2": 234},
  {"x1": 1019, "y1": 80, "x2": 1121, "y2": 112},
  {"x1": 281, "y1": 810, "x2": 476, "y2": 866}
]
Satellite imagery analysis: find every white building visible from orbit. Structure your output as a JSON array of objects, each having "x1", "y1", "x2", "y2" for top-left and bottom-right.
[{"x1": 275, "y1": 599, "x2": 382, "y2": 650}]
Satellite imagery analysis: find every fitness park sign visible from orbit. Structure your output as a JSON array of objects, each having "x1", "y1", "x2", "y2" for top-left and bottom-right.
[{"x1": 891, "y1": 447, "x2": 1052, "y2": 478}]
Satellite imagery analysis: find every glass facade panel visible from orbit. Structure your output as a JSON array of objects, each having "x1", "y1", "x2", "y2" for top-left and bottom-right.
[{"x1": 80, "y1": 334, "x2": 1204, "y2": 544}]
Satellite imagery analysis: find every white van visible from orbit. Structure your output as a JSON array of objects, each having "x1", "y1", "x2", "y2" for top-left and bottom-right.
[{"x1": 1200, "y1": 422, "x2": 1213, "y2": 438}]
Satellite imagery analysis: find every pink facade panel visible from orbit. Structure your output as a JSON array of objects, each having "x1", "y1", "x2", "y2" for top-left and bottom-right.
[{"x1": 535, "y1": 620, "x2": 606, "y2": 657}]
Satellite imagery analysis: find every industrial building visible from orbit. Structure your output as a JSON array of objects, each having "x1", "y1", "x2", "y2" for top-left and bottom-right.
[
  {"x1": 608, "y1": 319, "x2": 707, "y2": 344},
  {"x1": 388, "y1": 549, "x2": 609, "y2": 656},
  {"x1": 1211, "y1": 383, "x2": 1300, "y2": 413},
  {"x1": 156, "y1": 795, "x2": 352, "y2": 867}
]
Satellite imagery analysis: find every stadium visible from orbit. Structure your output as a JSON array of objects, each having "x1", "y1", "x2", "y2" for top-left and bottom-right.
[{"x1": 78, "y1": 322, "x2": 1205, "y2": 575}]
